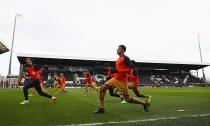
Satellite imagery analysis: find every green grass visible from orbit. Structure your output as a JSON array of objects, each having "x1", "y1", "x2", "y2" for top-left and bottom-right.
[{"x1": 0, "y1": 87, "x2": 210, "y2": 126}]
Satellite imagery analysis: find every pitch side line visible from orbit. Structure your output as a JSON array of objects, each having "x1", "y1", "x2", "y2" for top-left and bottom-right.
[{"x1": 56, "y1": 113, "x2": 210, "y2": 126}]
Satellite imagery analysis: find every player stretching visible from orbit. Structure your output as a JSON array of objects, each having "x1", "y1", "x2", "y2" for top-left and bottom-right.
[
  {"x1": 128, "y1": 60, "x2": 151, "y2": 102},
  {"x1": 18, "y1": 58, "x2": 56, "y2": 104},
  {"x1": 93, "y1": 45, "x2": 150, "y2": 113}
]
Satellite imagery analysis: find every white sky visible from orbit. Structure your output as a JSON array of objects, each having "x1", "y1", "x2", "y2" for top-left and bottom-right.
[{"x1": 0, "y1": 0, "x2": 210, "y2": 79}]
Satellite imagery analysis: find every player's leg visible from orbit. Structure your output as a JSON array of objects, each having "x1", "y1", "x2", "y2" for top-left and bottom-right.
[
  {"x1": 123, "y1": 87, "x2": 150, "y2": 112},
  {"x1": 89, "y1": 85, "x2": 93, "y2": 94},
  {"x1": 53, "y1": 81, "x2": 56, "y2": 88},
  {"x1": 132, "y1": 87, "x2": 152, "y2": 102},
  {"x1": 29, "y1": 87, "x2": 36, "y2": 96},
  {"x1": 61, "y1": 85, "x2": 71, "y2": 93},
  {"x1": 121, "y1": 83, "x2": 145, "y2": 105},
  {"x1": 93, "y1": 84, "x2": 110, "y2": 114},
  {"x1": 109, "y1": 87, "x2": 120, "y2": 97},
  {"x1": 40, "y1": 83, "x2": 45, "y2": 92},
  {"x1": 20, "y1": 80, "x2": 35, "y2": 104},
  {"x1": 90, "y1": 84, "x2": 99, "y2": 92},
  {"x1": 119, "y1": 81, "x2": 150, "y2": 112},
  {"x1": 34, "y1": 79, "x2": 56, "y2": 104},
  {"x1": 55, "y1": 83, "x2": 59, "y2": 95},
  {"x1": 123, "y1": 95, "x2": 150, "y2": 112},
  {"x1": 100, "y1": 84, "x2": 110, "y2": 107},
  {"x1": 133, "y1": 88, "x2": 146, "y2": 98},
  {"x1": 93, "y1": 78, "x2": 117, "y2": 114}
]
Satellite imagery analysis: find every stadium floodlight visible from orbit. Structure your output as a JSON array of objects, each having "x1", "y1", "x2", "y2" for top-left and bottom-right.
[
  {"x1": 196, "y1": 32, "x2": 206, "y2": 80},
  {"x1": 8, "y1": 13, "x2": 22, "y2": 75}
]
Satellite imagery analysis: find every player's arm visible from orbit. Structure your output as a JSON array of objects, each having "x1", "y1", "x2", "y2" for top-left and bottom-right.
[
  {"x1": 16, "y1": 72, "x2": 25, "y2": 88},
  {"x1": 16, "y1": 74, "x2": 22, "y2": 88},
  {"x1": 16, "y1": 64, "x2": 27, "y2": 88}
]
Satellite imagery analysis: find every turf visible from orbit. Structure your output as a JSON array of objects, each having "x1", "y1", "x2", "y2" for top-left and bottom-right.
[{"x1": 0, "y1": 87, "x2": 210, "y2": 126}]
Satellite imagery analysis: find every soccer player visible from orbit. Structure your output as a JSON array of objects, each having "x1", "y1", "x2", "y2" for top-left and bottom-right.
[
  {"x1": 83, "y1": 71, "x2": 98, "y2": 96},
  {"x1": 93, "y1": 45, "x2": 150, "y2": 113},
  {"x1": 53, "y1": 74, "x2": 59, "y2": 88},
  {"x1": 73, "y1": 73, "x2": 78, "y2": 88},
  {"x1": 18, "y1": 58, "x2": 56, "y2": 104},
  {"x1": 56, "y1": 73, "x2": 71, "y2": 94},
  {"x1": 128, "y1": 60, "x2": 151, "y2": 102}
]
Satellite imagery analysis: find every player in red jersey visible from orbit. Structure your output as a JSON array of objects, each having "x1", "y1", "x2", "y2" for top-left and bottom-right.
[
  {"x1": 18, "y1": 58, "x2": 56, "y2": 104},
  {"x1": 56, "y1": 73, "x2": 71, "y2": 94},
  {"x1": 83, "y1": 71, "x2": 98, "y2": 96},
  {"x1": 93, "y1": 45, "x2": 150, "y2": 113},
  {"x1": 127, "y1": 60, "x2": 151, "y2": 102}
]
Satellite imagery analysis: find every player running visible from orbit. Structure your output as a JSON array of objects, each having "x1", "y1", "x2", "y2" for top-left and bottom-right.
[
  {"x1": 73, "y1": 73, "x2": 78, "y2": 88},
  {"x1": 18, "y1": 58, "x2": 56, "y2": 104},
  {"x1": 83, "y1": 71, "x2": 98, "y2": 96},
  {"x1": 128, "y1": 60, "x2": 151, "y2": 102},
  {"x1": 56, "y1": 73, "x2": 71, "y2": 94},
  {"x1": 93, "y1": 45, "x2": 150, "y2": 113}
]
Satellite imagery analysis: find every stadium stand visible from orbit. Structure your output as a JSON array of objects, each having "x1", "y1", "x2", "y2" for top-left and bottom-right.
[{"x1": 14, "y1": 53, "x2": 210, "y2": 88}]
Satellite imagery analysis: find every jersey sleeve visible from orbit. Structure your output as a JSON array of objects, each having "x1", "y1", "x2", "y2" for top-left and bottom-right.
[{"x1": 124, "y1": 55, "x2": 131, "y2": 69}]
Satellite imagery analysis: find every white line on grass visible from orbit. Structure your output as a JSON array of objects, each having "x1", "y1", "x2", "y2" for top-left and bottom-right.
[{"x1": 56, "y1": 113, "x2": 210, "y2": 126}]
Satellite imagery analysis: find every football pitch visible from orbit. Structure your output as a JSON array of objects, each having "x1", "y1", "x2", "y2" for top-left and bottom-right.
[{"x1": 0, "y1": 87, "x2": 210, "y2": 126}]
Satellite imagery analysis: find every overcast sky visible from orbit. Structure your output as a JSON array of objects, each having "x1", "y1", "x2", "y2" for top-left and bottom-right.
[{"x1": 0, "y1": 0, "x2": 210, "y2": 78}]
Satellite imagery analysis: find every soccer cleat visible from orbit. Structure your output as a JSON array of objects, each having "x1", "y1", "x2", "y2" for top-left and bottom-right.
[
  {"x1": 120, "y1": 100, "x2": 128, "y2": 104},
  {"x1": 143, "y1": 101, "x2": 150, "y2": 112},
  {"x1": 93, "y1": 108, "x2": 105, "y2": 114},
  {"x1": 20, "y1": 100, "x2": 29, "y2": 105},
  {"x1": 51, "y1": 97, "x2": 56, "y2": 104},
  {"x1": 148, "y1": 96, "x2": 152, "y2": 103}
]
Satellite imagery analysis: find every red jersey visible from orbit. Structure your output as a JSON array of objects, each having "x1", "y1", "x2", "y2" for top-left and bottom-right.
[
  {"x1": 59, "y1": 76, "x2": 66, "y2": 86},
  {"x1": 114, "y1": 55, "x2": 131, "y2": 82},
  {"x1": 84, "y1": 74, "x2": 93, "y2": 84},
  {"x1": 25, "y1": 65, "x2": 42, "y2": 80},
  {"x1": 129, "y1": 68, "x2": 139, "y2": 87}
]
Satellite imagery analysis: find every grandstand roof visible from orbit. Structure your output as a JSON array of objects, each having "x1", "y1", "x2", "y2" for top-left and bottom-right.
[
  {"x1": 0, "y1": 39, "x2": 9, "y2": 54},
  {"x1": 17, "y1": 53, "x2": 210, "y2": 70}
]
